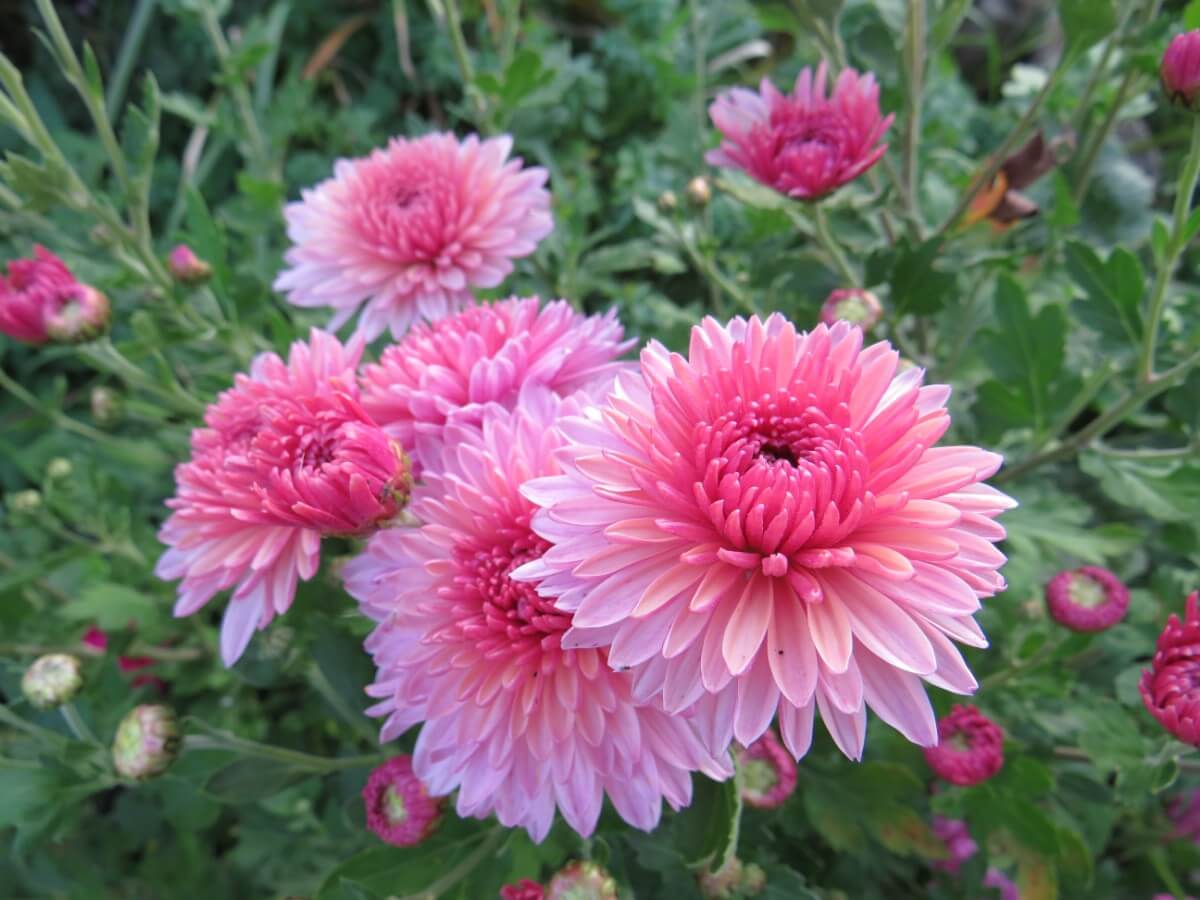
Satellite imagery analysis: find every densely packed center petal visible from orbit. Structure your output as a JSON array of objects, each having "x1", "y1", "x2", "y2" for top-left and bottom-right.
[{"x1": 517, "y1": 316, "x2": 1014, "y2": 762}]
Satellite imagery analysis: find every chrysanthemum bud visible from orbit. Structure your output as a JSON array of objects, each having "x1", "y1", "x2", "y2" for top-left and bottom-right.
[
  {"x1": 819, "y1": 288, "x2": 883, "y2": 332},
  {"x1": 362, "y1": 756, "x2": 441, "y2": 847},
  {"x1": 931, "y1": 816, "x2": 978, "y2": 874},
  {"x1": 44, "y1": 284, "x2": 109, "y2": 343},
  {"x1": 21, "y1": 654, "x2": 83, "y2": 709},
  {"x1": 657, "y1": 189, "x2": 679, "y2": 212},
  {"x1": 500, "y1": 880, "x2": 546, "y2": 900},
  {"x1": 1162, "y1": 31, "x2": 1200, "y2": 110},
  {"x1": 686, "y1": 176, "x2": 712, "y2": 206},
  {"x1": 0, "y1": 247, "x2": 107, "y2": 345},
  {"x1": 8, "y1": 489, "x2": 41, "y2": 513},
  {"x1": 113, "y1": 704, "x2": 181, "y2": 780},
  {"x1": 89, "y1": 386, "x2": 121, "y2": 426},
  {"x1": 46, "y1": 457, "x2": 72, "y2": 480},
  {"x1": 699, "y1": 857, "x2": 767, "y2": 899},
  {"x1": 1142, "y1": 591, "x2": 1200, "y2": 745},
  {"x1": 546, "y1": 861, "x2": 618, "y2": 900},
  {"x1": 1045, "y1": 565, "x2": 1129, "y2": 632},
  {"x1": 923, "y1": 705, "x2": 1004, "y2": 786},
  {"x1": 167, "y1": 244, "x2": 213, "y2": 284},
  {"x1": 736, "y1": 729, "x2": 797, "y2": 810}
]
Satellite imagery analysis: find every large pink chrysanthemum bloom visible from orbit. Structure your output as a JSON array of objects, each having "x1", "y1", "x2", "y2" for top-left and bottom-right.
[
  {"x1": 157, "y1": 329, "x2": 411, "y2": 666},
  {"x1": 1141, "y1": 591, "x2": 1200, "y2": 746},
  {"x1": 343, "y1": 391, "x2": 730, "y2": 842},
  {"x1": 706, "y1": 62, "x2": 893, "y2": 201},
  {"x1": 0, "y1": 246, "x2": 109, "y2": 344},
  {"x1": 274, "y1": 133, "x2": 553, "y2": 341},
  {"x1": 360, "y1": 297, "x2": 632, "y2": 471},
  {"x1": 516, "y1": 317, "x2": 1014, "y2": 762}
]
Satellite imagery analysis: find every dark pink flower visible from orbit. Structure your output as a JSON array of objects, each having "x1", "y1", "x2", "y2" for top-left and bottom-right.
[
  {"x1": 500, "y1": 880, "x2": 546, "y2": 900},
  {"x1": 0, "y1": 246, "x2": 108, "y2": 344},
  {"x1": 932, "y1": 816, "x2": 978, "y2": 875},
  {"x1": 923, "y1": 705, "x2": 1004, "y2": 786},
  {"x1": 707, "y1": 62, "x2": 893, "y2": 200},
  {"x1": 820, "y1": 288, "x2": 883, "y2": 331},
  {"x1": 81, "y1": 626, "x2": 165, "y2": 691},
  {"x1": 1163, "y1": 31, "x2": 1200, "y2": 109},
  {"x1": 362, "y1": 756, "x2": 441, "y2": 847},
  {"x1": 1044, "y1": 565, "x2": 1129, "y2": 632},
  {"x1": 737, "y1": 730, "x2": 797, "y2": 809},
  {"x1": 982, "y1": 868, "x2": 1018, "y2": 900},
  {"x1": 1141, "y1": 591, "x2": 1200, "y2": 746}
]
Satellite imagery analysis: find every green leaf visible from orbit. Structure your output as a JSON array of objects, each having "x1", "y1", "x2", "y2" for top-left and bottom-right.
[
  {"x1": 787, "y1": 0, "x2": 846, "y2": 34},
  {"x1": 59, "y1": 583, "x2": 160, "y2": 630},
  {"x1": 930, "y1": 0, "x2": 971, "y2": 52},
  {"x1": 1187, "y1": 0, "x2": 1200, "y2": 32},
  {"x1": 1064, "y1": 241, "x2": 1143, "y2": 351},
  {"x1": 870, "y1": 237, "x2": 957, "y2": 316},
  {"x1": 1079, "y1": 454, "x2": 1200, "y2": 523},
  {"x1": 1058, "y1": 0, "x2": 1117, "y2": 55},
  {"x1": 204, "y1": 758, "x2": 309, "y2": 802},
  {"x1": 184, "y1": 186, "x2": 227, "y2": 273},
  {"x1": 674, "y1": 775, "x2": 741, "y2": 868}
]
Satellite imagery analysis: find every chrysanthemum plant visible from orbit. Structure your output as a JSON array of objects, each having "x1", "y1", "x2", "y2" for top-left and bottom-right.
[{"x1": 2, "y1": 0, "x2": 1200, "y2": 897}]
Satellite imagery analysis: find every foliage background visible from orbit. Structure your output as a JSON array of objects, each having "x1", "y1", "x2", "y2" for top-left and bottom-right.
[{"x1": 1, "y1": 0, "x2": 1199, "y2": 897}]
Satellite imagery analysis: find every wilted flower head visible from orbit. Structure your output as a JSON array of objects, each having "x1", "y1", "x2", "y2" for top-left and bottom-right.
[
  {"x1": 736, "y1": 729, "x2": 796, "y2": 810},
  {"x1": 518, "y1": 317, "x2": 1013, "y2": 763},
  {"x1": 274, "y1": 133, "x2": 553, "y2": 340},
  {"x1": 1162, "y1": 31, "x2": 1200, "y2": 110},
  {"x1": 344, "y1": 393, "x2": 730, "y2": 842},
  {"x1": 168, "y1": 244, "x2": 213, "y2": 283},
  {"x1": 820, "y1": 288, "x2": 883, "y2": 331},
  {"x1": 500, "y1": 880, "x2": 546, "y2": 900},
  {"x1": 21, "y1": 654, "x2": 82, "y2": 709},
  {"x1": 963, "y1": 131, "x2": 1073, "y2": 229},
  {"x1": 1044, "y1": 565, "x2": 1129, "y2": 632},
  {"x1": 707, "y1": 62, "x2": 893, "y2": 201},
  {"x1": 157, "y1": 329, "x2": 410, "y2": 665},
  {"x1": 931, "y1": 816, "x2": 978, "y2": 875},
  {"x1": 923, "y1": 704, "x2": 1004, "y2": 786},
  {"x1": 1142, "y1": 591, "x2": 1200, "y2": 745},
  {"x1": 546, "y1": 861, "x2": 618, "y2": 900},
  {"x1": 360, "y1": 298, "x2": 632, "y2": 472},
  {"x1": 113, "y1": 704, "x2": 180, "y2": 779},
  {"x1": 362, "y1": 756, "x2": 441, "y2": 846},
  {"x1": 0, "y1": 246, "x2": 108, "y2": 344}
]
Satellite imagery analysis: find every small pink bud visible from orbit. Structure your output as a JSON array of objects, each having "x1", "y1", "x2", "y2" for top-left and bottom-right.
[
  {"x1": 736, "y1": 729, "x2": 797, "y2": 810},
  {"x1": 1163, "y1": 31, "x2": 1200, "y2": 110},
  {"x1": 546, "y1": 861, "x2": 618, "y2": 900},
  {"x1": 923, "y1": 705, "x2": 1004, "y2": 786},
  {"x1": 820, "y1": 288, "x2": 883, "y2": 331},
  {"x1": 362, "y1": 756, "x2": 441, "y2": 847},
  {"x1": 22, "y1": 654, "x2": 83, "y2": 709},
  {"x1": 167, "y1": 244, "x2": 213, "y2": 283},
  {"x1": 113, "y1": 704, "x2": 180, "y2": 780},
  {"x1": 1045, "y1": 565, "x2": 1129, "y2": 632}
]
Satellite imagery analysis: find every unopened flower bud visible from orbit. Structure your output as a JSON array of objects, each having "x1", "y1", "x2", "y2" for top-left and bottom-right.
[
  {"x1": 820, "y1": 288, "x2": 883, "y2": 332},
  {"x1": 737, "y1": 729, "x2": 796, "y2": 809},
  {"x1": 44, "y1": 284, "x2": 109, "y2": 343},
  {"x1": 1162, "y1": 31, "x2": 1200, "y2": 110},
  {"x1": 9, "y1": 489, "x2": 41, "y2": 513},
  {"x1": 167, "y1": 244, "x2": 213, "y2": 284},
  {"x1": 22, "y1": 654, "x2": 83, "y2": 709},
  {"x1": 363, "y1": 756, "x2": 441, "y2": 846},
  {"x1": 46, "y1": 457, "x2": 72, "y2": 480},
  {"x1": 501, "y1": 880, "x2": 546, "y2": 900},
  {"x1": 657, "y1": 189, "x2": 679, "y2": 213},
  {"x1": 113, "y1": 704, "x2": 181, "y2": 780},
  {"x1": 699, "y1": 857, "x2": 767, "y2": 899},
  {"x1": 686, "y1": 176, "x2": 712, "y2": 206},
  {"x1": 924, "y1": 705, "x2": 1004, "y2": 786},
  {"x1": 547, "y1": 861, "x2": 618, "y2": 900},
  {"x1": 1045, "y1": 566, "x2": 1129, "y2": 632},
  {"x1": 90, "y1": 386, "x2": 121, "y2": 426}
]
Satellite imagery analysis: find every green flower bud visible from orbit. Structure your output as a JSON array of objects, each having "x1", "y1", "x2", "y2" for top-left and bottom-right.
[
  {"x1": 22, "y1": 654, "x2": 83, "y2": 709},
  {"x1": 113, "y1": 704, "x2": 181, "y2": 780}
]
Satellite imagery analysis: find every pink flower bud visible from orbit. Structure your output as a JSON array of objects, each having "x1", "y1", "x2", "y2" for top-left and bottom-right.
[
  {"x1": 1162, "y1": 31, "x2": 1200, "y2": 110},
  {"x1": 923, "y1": 705, "x2": 1004, "y2": 786},
  {"x1": 819, "y1": 288, "x2": 883, "y2": 331},
  {"x1": 736, "y1": 729, "x2": 797, "y2": 810},
  {"x1": 21, "y1": 654, "x2": 83, "y2": 709},
  {"x1": 362, "y1": 756, "x2": 441, "y2": 847},
  {"x1": 113, "y1": 704, "x2": 180, "y2": 780},
  {"x1": 1045, "y1": 565, "x2": 1129, "y2": 632},
  {"x1": 546, "y1": 862, "x2": 618, "y2": 900},
  {"x1": 168, "y1": 244, "x2": 213, "y2": 284},
  {"x1": 0, "y1": 247, "x2": 108, "y2": 344},
  {"x1": 500, "y1": 880, "x2": 546, "y2": 900},
  {"x1": 931, "y1": 816, "x2": 978, "y2": 875},
  {"x1": 1142, "y1": 591, "x2": 1200, "y2": 745}
]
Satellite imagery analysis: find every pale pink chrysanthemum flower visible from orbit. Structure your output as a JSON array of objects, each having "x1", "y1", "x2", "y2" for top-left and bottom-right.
[
  {"x1": 343, "y1": 391, "x2": 731, "y2": 842},
  {"x1": 360, "y1": 297, "x2": 633, "y2": 472},
  {"x1": 516, "y1": 317, "x2": 1014, "y2": 762},
  {"x1": 274, "y1": 133, "x2": 553, "y2": 341},
  {"x1": 156, "y1": 329, "x2": 411, "y2": 666},
  {"x1": 707, "y1": 62, "x2": 893, "y2": 201}
]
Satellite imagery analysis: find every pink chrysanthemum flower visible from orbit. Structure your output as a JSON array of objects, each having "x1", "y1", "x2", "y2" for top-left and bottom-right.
[
  {"x1": 500, "y1": 880, "x2": 546, "y2": 900},
  {"x1": 0, "y1": 246, "x2": 109, "y2": 344},
  {"x1": 932, "y1": 816, "x2": 978, "y2": 875},
  {"x1": 923, "y1": 705, "x2": 1004, "y2": 786},
  {"x1": 344, "y1": 392, "x2": 730, "y2": 842},
  {"x1": 274, "y1": 133, "x2": 553, "y2": 340},
  {"x1": 517, "y1": 317, "x2": 1013, "y2": 762},
  {"x1": 1163, "y1": 31, "x2": 1200, "y2": 110},
  {"x1": 1044, "y1": 565, "x2": 1129, "y2": 632},
  {"x1": 736, "y1": 729, "x2": 796, "y2": 809},
  {"x1": 706, "y1": 62, "x2": 893, "y2": 201},
  {"x1": 360, "y1": 297, "x2": 632, "y2": 472},
  {"x1": 1141, "y1": 591, "x2": 1200, "y2": 745},
  {"x1": 1167, "y1": 789, "x2": 1200, "y2": 845},
  {"x1": 156, "y1": 329, "x2": 411, "y2": 665},
  {"x1": 362, "y1": 756, "x2": 441, "y2": 846}
]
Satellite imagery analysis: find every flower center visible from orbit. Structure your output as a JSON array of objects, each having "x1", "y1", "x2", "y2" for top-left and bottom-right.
[
  {"x1": 739, "y1": 758, "x2": 779, "y2": 795},
  {"x1": 382, "y1": 784, "x2": 408, "y2": 826},
  {"x1": 465, "y1": 532, "x2": 569, "y2": 644},
  {"x1": 1067, "y1": 573, "x2": 1108, "y2": 609}
]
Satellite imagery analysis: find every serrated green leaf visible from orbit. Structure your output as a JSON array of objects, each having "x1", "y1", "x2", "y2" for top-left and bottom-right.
[
  {"x1": 1080, "y1": 453, "x2": 1200, "y2": 523},
  {"x1": 1065, "y1": 241, "x2": 1143, "y2": 350}
]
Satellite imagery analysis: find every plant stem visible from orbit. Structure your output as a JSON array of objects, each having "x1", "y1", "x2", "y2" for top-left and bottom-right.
[
  {"x1": 411, "y1": 828, "x2": 507, "y2": 899},
  {"x1": 60, "y1": 704, "x2": 99, "y2": 746},
  {"x1": 306, "y1": 664, "x2": 378, "y2": 745},
  {"x1": 1140, "y1": 115, "x2": 1200, "y2": 382},
  {"x1": 198, "y1": 4, "x2": 270, "y2": 172},
  {"x1": 0, "y1": 366, "x2": 110, "y2": 443},
  {"x1": 809, "y1": 205, "x2": 860, "y2": 286},
  {"x1": 0, "y1": 704, "x2": 68, "y2": 744},
  {"x1": 106, "y1": 0, "x2": 158, "y2": 115},
  {"x1": 901, "y1": 0, "x2": 925, "y2": 229},
  {"x1": 183, "y1": 729, "x2": 384, "y2": 772},
  {"x1": 439, "y1": 0, "x2": 490, "y2": 126}
]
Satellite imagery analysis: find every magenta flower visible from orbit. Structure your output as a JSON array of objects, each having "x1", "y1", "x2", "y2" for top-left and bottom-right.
[
  {"x1": 362, "y1": 756, "x2": 441, "y2": 847},
  {"x1": 360, "y1": 297, "x2": 632, "y2": 472},
  {"x1": 923, "y1": 705, "x2": 1004, "y2": 786},
  {"x1": 1162, "y1": 31, "x2": 1200, "y2": 109},
  {"x1": 0, "y1": 246, "x2": 108, "y2": 344},
  {"x1": 517, "y1": 317, "x2": 1013, "y2": 762},
  {"x1": 1141, "y1": 591, "x2": 1200, "y2": 746},
  {"x1": 982, "y1": 868, "x2": 1019, "y2": 900},
  {"x1": 274, "y1": 133, "x2": 553, "y2": 340},
  {"x1": 1044, "y1": 565, "x2": 1129, "y2": 632},
  {"x1": 167, "y1": 244, "x2": 213, "y2": 283},
  {"x1": 707, "y1": 62, "x2": 893, "y2": 201},
  {"x1": 156, "y1": 329, "x2": 411, "y2": 665},
  {"x1": 820, "y1": 288, "x2": 883, "y2": 332},
  {"x1": 500, "y1": 880, "x2": 546, "y2": 900},
  {"x1": 931, "y1": 816, "x2": 978, "y2": 875},
  {"x1": 344, "y1": 394, "x2": 730, "y2": 842},
  {"x1": 737, "y1": 729, "x2": 797, "y2": 809}
]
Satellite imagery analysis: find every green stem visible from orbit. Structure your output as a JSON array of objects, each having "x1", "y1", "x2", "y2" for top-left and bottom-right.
[
  {"x1": 60, "y1": 704, "x2": 99, "y2": 746},
  {"x1": 105, "y1": 0, "x2": 158, "y2": 115},
  {"x1": 0, "y1": 366, "x2": 110, "y2": 443},
  {"x1": 411, "y1": 828, "x2": 507, "y2": 899},
  {"x1": 901, "y1": 0, "x2": 925, "y2": 229},
  {"x1": 0, "y1": 704, "x2": 68, "y2": 744},
  {"x1": 1140, "y1": 115, "x2": 1200, "y2": 382},
  {"x1": 439, "y1": 0, "x2": 490, "y2": 127},
  {"x1": 306, "y1": 664, "x2": 378, "y2": 745},
  {"x1": 1032, "y1": 361, "x2": 1117, "y2": 453},
  {"x1": 183, "y1": 728, "x2": 384, "y2": 773},
  {"x1": 809, "y1": 205, "x2": 860, "y2": 286},
  {"x1": 1071, "y1": 69, "x2": 1138, "y2": 207},
  {"x1": 198, "y1": 4, "x2": 270, "y2": 172}
]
